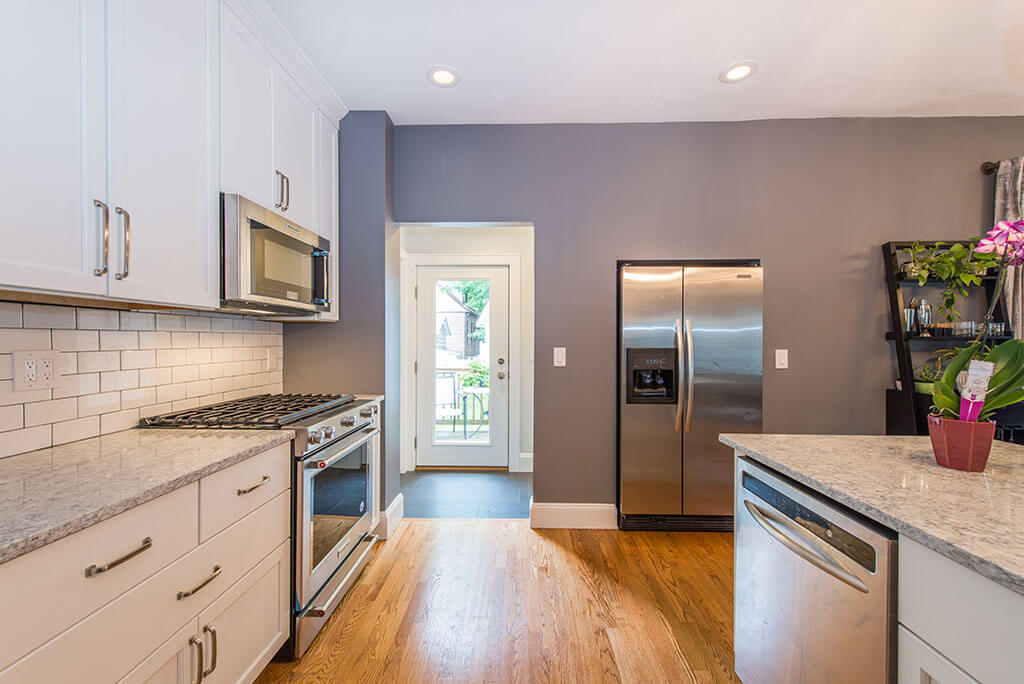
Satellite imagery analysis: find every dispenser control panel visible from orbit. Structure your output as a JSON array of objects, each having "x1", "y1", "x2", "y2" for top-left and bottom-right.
[{"x1": 626, "y1": 347, "x2": 677, "y2": 404}]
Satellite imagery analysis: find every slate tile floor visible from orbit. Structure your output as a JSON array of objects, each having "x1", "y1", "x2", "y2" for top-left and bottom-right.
[{"x1": 401, "y1": 470, "x2": 532, "y2": 518}]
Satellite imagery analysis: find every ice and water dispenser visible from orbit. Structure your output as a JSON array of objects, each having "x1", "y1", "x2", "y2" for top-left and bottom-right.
[{"x1": 625, "y1": 348, "x2": 677, "y2": 404}]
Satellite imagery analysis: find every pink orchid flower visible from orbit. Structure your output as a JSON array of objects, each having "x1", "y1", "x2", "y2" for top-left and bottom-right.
[{"x1": 975, "y1": 220, "x2": 1024, "y2": 260}]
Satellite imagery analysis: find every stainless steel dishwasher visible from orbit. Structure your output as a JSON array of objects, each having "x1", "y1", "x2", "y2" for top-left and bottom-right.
[{"x1": 734, "y1": 457, "x2": 897, "y2": 683}]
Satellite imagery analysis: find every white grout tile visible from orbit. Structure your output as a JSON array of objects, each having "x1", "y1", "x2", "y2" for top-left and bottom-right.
[
  {"x1": 156, "y1": 383, "x2": 187, "y2": 403},
  {"x1": 269, "y1": 322, "x2": 283, "y2": 334},
  {"x1": 100, "y1": 408, "x2": 138, "y2": 435},
  {"x1": 223, "y1": 333, "x2": 245, "y2": 347},
  {"x1": 24, "y1": 397, "x2": 77, "y2": 427},
  {"x1": 0, "y1": 405, "x2": 24, "y2": 432},
  {"x1": 155, "y1": 313, "x2": 187, "y2": 331},
  {"x1": 172, "y1": 365, "x2": 200, "y2": 383},
  {"x1": 156, "y1": 349, "x2": 187, "y2": 367},
  {"x1": 210, "y1": 348, "x2": 233, "y2": 363},
  {"x1": 100, "y1": 369, "x2": 139, "y2": 392},
  {"x1": 23, "y1": 304, "x2": 76, "y2": 329},
  {"x1": 121, "y1": 349, "x2": 156, "y2": 370},
  {"x1": 260, "y1": 334, "x2": 281, "y2": 347},
  {"x1": 232, "y1": 348, "x2": 252, "y2": 361},
  {"x1": 199, "y1": 332, "x2": 223, "y2": 348},
  {"x1": 210, "y1": 377, "x2": 235, "y2": 394},
  {"x1": 0, "y1": 329, "x2": 51, "y2": 353},
  {"x1": 119, "y1": 311, "x2": 155, "y2": 331},
  {"x1": 78, "y1": 392, "x2": 121, "y2": 417},
  {"x1": 243, "y1": 333, "x2": 263, "y2": 347},
  {"x1": 52, "y1": 373, "x2": 100, "y2": 399},
  {"x1": 0, "y1": 425, "x2": 50, "y2": 458},
  {"x1": 139, "y1": 331, "x2": 172, "y2": 349},
  {"x1": 52, "y1": 329, "x2": 99, "y2": 352},
  {"x1": 232, "y1": 318, "x2": 253, "y2": 332},
  {"x1": 171, "y1": 397, "x2": 200, "y2": 411},
  {"x1": 78, "y1": 351, "x2": 120, "y2": 373},
  {"x1": 99, "y1": 330, "x2": 138, "y2": 351},
  {"x1": 121, "y1": 387, "x2": 156, "y2": 409},
  {"x1": 186, "y1": 379, "x2": 212, "y2": 398},
  {"x1": 251, "y1": 320, "x2": 271, "y2": 333},
  {"x1": 76, "y1": 308, "x2": 119, "y2": 330},
  {"x1": 185, "y1": 316, "x2": 211, "y2": 332},
  {"x1": 0, "y1": 354, "x2": 11, "y2": 381},
  {"x1": 171, "y1": 332, "x2": 199, "y2": 349},
  {"x1": 186, "y1": 348, "x2": 211, "y2": 365},
  {"x1": 139, "y1": 367, "x2": 173, "y2": 387},
  {"x1": 211, "y1": 317, "x2": 236, "y2": 332},
  {"x1": 199, "y1": 363, "x2": 224, "y2": 379},
  {"x1": 139, "y1": 402, "x2": 172, "y2": 419},
  {"x1": 60, "y1": 352, "x2": 77, "y2": 375},
  {"x1": 0, "y1": 380, "x2": 51, "y2": 406},
  {"x1": 199, "y1": 393, "x2": 224, "y2": 406},
  {"x1": 0, "y1": 302, "x2": 22, "y2": 328},
  {"x1": 52, "y1": 416, "x2": 100, "y2": 445},
  {"x1": 233, "y1": 374, "x2": 254, "y2": 389}
]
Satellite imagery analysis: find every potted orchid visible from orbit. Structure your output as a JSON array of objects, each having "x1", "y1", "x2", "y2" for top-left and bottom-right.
[{"x1": 928, "y1": 219, "x2": 1024, "y2": 471}]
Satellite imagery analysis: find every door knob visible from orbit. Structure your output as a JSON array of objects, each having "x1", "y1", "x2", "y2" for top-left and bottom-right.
[{"x1": 497, "y1": 372, "x2": 506, "y2": 379}]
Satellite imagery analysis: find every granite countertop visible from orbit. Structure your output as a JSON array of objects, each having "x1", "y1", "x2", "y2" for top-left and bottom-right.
[
  {"x1": 720, "y1": 434, "x2": 1024, "y2": 596},
  {"x1": 0, "y1": 428, "x2": 293, "y2": 565}
]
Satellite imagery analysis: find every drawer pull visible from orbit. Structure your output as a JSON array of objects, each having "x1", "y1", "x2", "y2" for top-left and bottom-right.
[
  {"x1": 177, "y1": 565, "x2": 222, "y2": 600},
  {"x1": 202, "y1": 624, "x2": 218, "y2": 676},
  {"x1": 84, "y1": 536, "x2": 153, "y2": 577},
  {"x1": 237, "y1": 474, "x2": 271, "y2": 496},
  {"x1": 189, "y1": 635, "x2": 204, "y2": 684}
]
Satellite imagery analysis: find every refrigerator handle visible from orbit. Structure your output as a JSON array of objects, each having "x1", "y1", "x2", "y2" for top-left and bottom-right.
[
  {"x1": 675, "y1": 318, "x2": 684, "y2": 432},
  {"x1": 684, "y1": 318, "x2": 695, "y2": 432}
]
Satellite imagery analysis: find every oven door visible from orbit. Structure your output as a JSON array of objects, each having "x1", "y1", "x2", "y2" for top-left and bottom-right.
[{"x1": 296, "y1": 426, "x2": 377, "y2": 608}]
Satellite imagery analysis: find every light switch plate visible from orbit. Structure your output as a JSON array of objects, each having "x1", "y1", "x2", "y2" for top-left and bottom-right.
[
  {"x1": 13, "y1": 350, "x2": 61, "y2": 391},
  {"x1": 553, "y1": 347, "x2": 566, "y2": 367},
  {"x1": 775, "y1": 349, "x2": 789, "y2": 370}
]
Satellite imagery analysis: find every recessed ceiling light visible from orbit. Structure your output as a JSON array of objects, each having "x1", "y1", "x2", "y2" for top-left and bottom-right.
[
  {"x1": 428, "y1": 66, "x2": 460, "y2": 88},
  {"x1": 719, "y1": 61, "x2": 759, "y2": 84}
]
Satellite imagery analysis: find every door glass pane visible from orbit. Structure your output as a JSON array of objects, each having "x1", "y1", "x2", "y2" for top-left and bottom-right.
[
  {"x1": 434, "y1": 279, "x2": 490, "y2": 443},
  {"x1": 310, "y1": 444, "x2": 367, "y2": 571}
]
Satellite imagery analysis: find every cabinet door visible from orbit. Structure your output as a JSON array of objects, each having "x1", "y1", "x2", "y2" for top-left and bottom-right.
[
  {"x1": 119, "y1": 621, "x2": 200, "y2": 684},
  {"x1": 315, "y1": 112, "x2": 339, "y2": 321},
  {"x1": 195, "y1": 541, "x2": 290, "y2": 684},
  {"x1": 0, "y1": 0, "x2": 107, "y2": 296},
  {"x1": 220, "y1": 5, "x2": 276, "y2": 210},
  {"x1": 106, "y1": 0, "x2": 218, "y2": 308},
  {"x1": 273, "y1": 67, "x2": 317, "y2": 229}
]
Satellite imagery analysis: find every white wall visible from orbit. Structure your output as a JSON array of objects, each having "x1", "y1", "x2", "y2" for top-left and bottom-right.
[{"x1": 400, "y1": 223, "x2": 535, "y2": 464}]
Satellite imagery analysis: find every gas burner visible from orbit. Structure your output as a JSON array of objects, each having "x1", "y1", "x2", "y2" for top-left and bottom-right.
[{"x1": 139, "y1": 393, "x2": 355, "y2": 428}]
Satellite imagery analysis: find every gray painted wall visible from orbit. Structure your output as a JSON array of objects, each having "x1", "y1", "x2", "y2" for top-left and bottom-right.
[
  {"x1": 392, "y1": 117, "x2": 1024, "y2": 504},
  {"x1": 284, "y1": 111, "x2": 402, "y2": 509}
]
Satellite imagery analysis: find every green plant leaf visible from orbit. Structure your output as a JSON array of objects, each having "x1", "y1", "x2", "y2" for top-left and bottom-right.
[
  {"x1": 983, "y1": 340, "x2": 1024, "y2": 397},
  {"x1": 980, "y1": 387, "x2": 1024, "y2": 418}
]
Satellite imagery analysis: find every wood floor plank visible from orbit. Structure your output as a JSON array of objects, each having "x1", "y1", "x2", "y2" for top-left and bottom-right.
[{"x1": 256, "y1": 520, "x2": 740, "y2": 684}]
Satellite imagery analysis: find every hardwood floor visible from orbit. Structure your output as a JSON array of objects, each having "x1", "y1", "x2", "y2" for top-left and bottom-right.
[{"x1": 257, "y1": 520, "x2": 739, "y2": 683}]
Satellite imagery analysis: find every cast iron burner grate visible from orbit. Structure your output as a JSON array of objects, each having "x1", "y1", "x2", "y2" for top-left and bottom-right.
[{"x1": 139, "y1": 393, "x2": 354, "y2": 429}]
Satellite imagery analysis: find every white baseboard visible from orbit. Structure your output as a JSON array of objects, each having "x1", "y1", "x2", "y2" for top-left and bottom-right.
[
  {"x1": 529, "y1": 497, "x2": 618, "y2": 529},
  {"x1": 510, "y1": 452, "x2": 533, "y2": 473},
  {"x1": 375, "y1": 492, "x2": 404, "y2": 539}
]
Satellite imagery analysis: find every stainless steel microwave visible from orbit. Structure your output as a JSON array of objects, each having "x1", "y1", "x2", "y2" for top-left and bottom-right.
[{"x1": 221, "y1": 193, "x2": 330, "y2": 315}]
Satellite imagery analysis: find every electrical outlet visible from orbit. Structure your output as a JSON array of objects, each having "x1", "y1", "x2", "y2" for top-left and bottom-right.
[
  {"x1": 553, "y1": 347, "x2": 566, "y2": 367},
  {"x1": 13, "y1": 350, "x2": 61, "y2": 391},
  {"x1": 775, "y1": 349, "x2": 789, "y2": 370}
]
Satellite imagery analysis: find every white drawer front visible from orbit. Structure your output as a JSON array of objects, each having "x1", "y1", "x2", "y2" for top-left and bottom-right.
[
  {"x1": 0, "y1": 482, "x2": 198, "y2": 671},
  {"x1": 0, "y1": 491, "x2": 290, "y2": 684},
  {"x1": 200, "y1": 442, "x2": 291, "y2": 542},
  {"x1": 899, "y1": 535, "x2": 1024, "y2": 683},
  {"x1": 899, "y1": 626, "x2": 977, "y2": 684}
]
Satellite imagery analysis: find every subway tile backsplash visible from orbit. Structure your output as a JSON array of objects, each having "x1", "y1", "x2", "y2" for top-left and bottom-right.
[{"x1": 0, "y1": 302, "x2": 283, "y2": 458}]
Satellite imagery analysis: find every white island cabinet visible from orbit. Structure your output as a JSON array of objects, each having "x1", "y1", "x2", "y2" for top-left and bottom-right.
[{"x1": 0, "y1": 442, "x2": 292, "y2": 684}]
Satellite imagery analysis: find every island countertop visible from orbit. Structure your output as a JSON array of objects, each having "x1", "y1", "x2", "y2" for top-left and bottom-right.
[
  {"x1": 719, "y1": 434, "x2": 1024, "y2": 596},
  {"x1": 0, "y1": 428, "x2": 294, "y2": 565}
]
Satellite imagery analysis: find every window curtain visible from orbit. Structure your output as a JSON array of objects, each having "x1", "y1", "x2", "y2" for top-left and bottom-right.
[{"x1": 997, "y1": 157, "x2": 1024, "y2": 337}]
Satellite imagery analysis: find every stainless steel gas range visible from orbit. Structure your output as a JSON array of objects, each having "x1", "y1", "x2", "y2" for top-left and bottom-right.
[{"x1": 140, "y1": 393, "x2": 380, "y2": 658}]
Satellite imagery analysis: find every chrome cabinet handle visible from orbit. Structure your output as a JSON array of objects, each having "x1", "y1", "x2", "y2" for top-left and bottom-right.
[
  {"x1": 237, "y1": 475, "x2": 270, "y2": 495},
  {"x1": 114, "y1": 206, "x2": 130, "y2": 280},
  {"x1": 283, "y1": 174, "x2": 290, "y2": 211},
  {"x1": 274, "y1": 170, "x2": 284, "y2": 208},
  {"x1": 201, "y1": 625, "x2": 218, "y2": 676},
  {"x1": 674, "y1": 318, "x2": 684, "y2": 432},
  {"x1": 84, "y1": 536, "x2": 153, "y2": 577},
  {"x1": 743, "y1": 499, "x2": 868, "y2": 593},
  {"x1": 93, "y1": 199, "x2": 109, "y2": 276},
  {"x1": 189, "y1": 636, "x2": 204, "y2": 684},
  {"x1": 684, "y1": 318, "x2": 694, "y2": 433},
  {"x1": 177, "y1": 565, "x2": 222, "y2": 600}
]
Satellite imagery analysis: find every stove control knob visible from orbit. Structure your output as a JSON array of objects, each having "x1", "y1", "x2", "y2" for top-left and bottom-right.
[
  {"x1": 360, "y1": 408, "x2": 373, "y2": 418},
  {"x1": 323, "y1": 426, "x2": 336, "y2": 439},
  {"x1": 308, "y1": 430, "x2": 324, "y2": 446},
  {"x1": 341, "y1": 416, "x2": 356, "y2": 427}
]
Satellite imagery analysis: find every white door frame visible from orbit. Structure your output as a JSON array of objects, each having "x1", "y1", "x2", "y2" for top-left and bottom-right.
[{"x1": 401, "y1": 253, "x2": 523, "y2": 473}]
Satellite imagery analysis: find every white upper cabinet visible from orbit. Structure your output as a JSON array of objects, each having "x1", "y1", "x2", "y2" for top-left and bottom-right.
[
  {"x1": 106, "y1": 0, "x2": 218, "y2": 308},
  {"x1": 272, "y1": 67, "x2": 317, "y2": 229},
  {"x1": 316, "y1": 112, "x2": 339, "y2": 240},
  {"x1": 0, "y1": 0, "x2": 107, "y2": 296},
  {"x1": 220, "y1": 5, "x2": 276, "y2": 210}
]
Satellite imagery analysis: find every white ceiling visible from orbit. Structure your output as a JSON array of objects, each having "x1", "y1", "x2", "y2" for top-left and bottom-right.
[{"x1": 266, "y1": 0, "x2": 1024, "y2": 125}]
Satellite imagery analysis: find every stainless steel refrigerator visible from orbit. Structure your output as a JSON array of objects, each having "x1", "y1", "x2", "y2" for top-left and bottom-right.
[{"x1": 617, "y1": 261, "x2": 763, "y2": 530}]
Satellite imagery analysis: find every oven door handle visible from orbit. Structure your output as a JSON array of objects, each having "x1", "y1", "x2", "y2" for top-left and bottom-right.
[{"x1": 307, "y1": 427, "x2": 379, "y2": 470}]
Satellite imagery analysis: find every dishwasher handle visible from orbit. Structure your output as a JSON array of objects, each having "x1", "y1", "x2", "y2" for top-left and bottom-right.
[{"x1": 743, "y1": 499, "x2": 868, "y2": 594}]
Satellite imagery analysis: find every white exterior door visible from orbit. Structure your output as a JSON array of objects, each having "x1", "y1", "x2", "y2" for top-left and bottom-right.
[
  {"x1": 106, "y1": 0, "x2": 217, "y2": 308},
  {"x1": 0, "y1": 0, "x2": 107, "y2": 296},
  {"x1": 416, "y1": 266, "x2": 510, "y2": 467}
]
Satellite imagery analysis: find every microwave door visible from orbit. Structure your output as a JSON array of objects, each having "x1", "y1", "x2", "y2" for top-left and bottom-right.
[{"x1": 249, "y1": 221, "x2": 316, "y2": 307}]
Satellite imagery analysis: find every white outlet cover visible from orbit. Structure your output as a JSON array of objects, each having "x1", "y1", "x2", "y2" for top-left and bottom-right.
[
  {"x1": 775, "y1": 349, "x2": 789, "y2": 370},
  {"x1": 553, "y1": 347, "x2": 566, "y2": 367},
  {"x1": 13, "y1": 350, "x2": 61, "y2": 391}
]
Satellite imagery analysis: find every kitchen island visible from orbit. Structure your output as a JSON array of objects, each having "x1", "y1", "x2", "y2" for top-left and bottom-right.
[{"x1": 721, "y1": 434, "x2": 1024, "y2": 684}]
